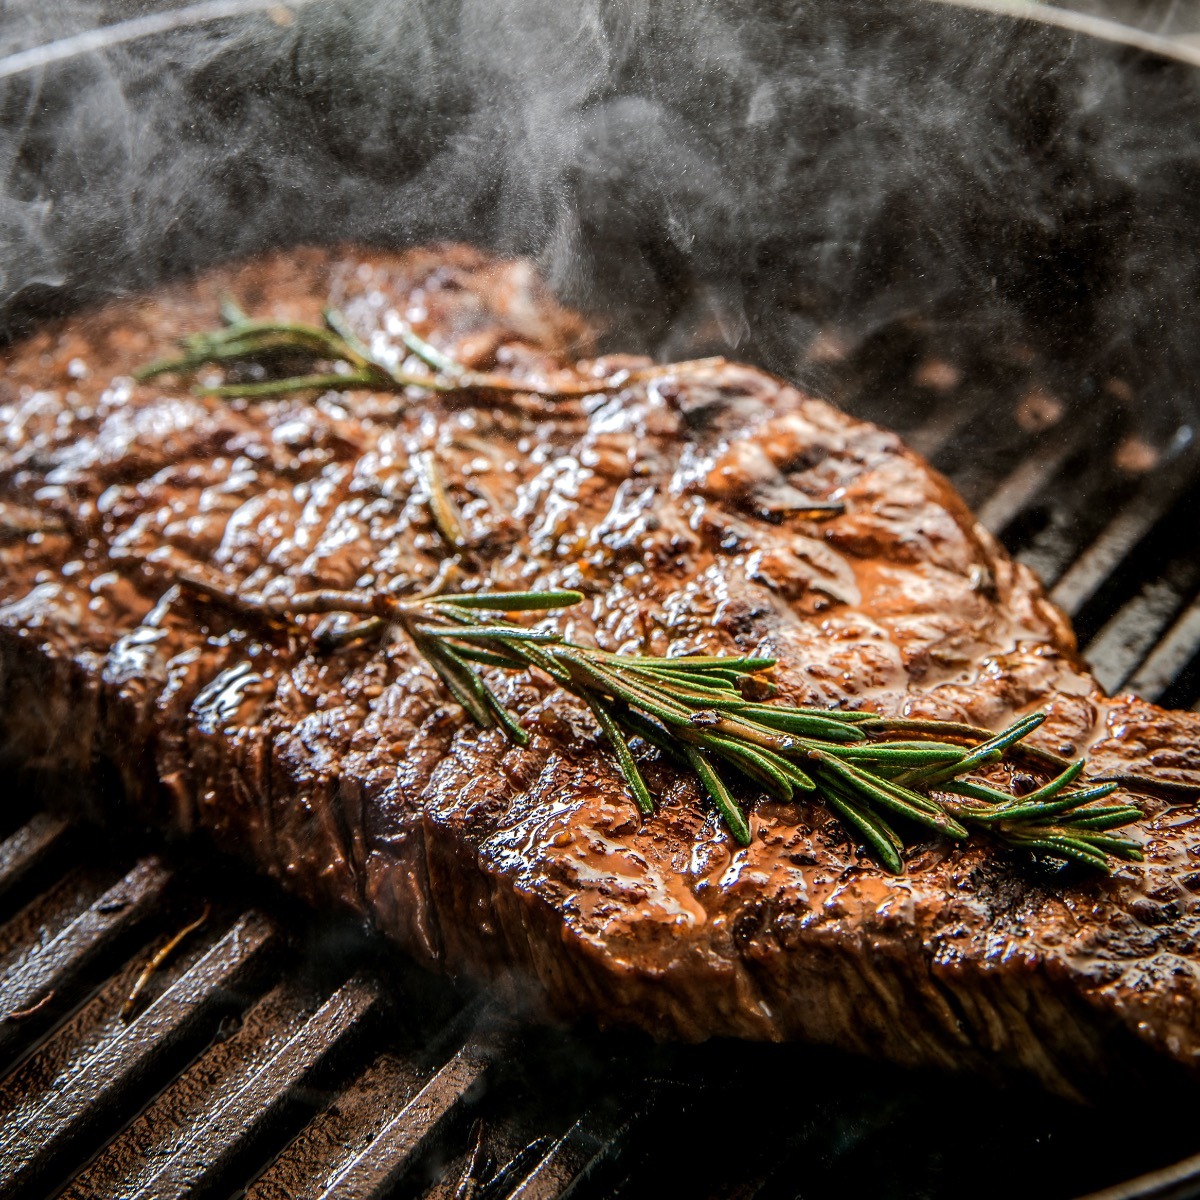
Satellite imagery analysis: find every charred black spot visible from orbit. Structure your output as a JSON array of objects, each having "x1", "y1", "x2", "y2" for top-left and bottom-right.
[
  {"x1": 715, "y1": 597, "x2": 773, "y2": 639},
  {"x1": 1131, "y1": 898, "x2": 1181, "y2": 927},
  {"x1": 782, "y1": 446, "x2": 830, "y2": 475},
  {"x1": 732, "y1": 905, "x2": 768, "y2": 948}
]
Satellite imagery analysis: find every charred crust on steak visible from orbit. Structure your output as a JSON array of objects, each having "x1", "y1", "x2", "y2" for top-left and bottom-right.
[{"x1": 1, "y1": 243, "x2": 1199, "y2": 1097}]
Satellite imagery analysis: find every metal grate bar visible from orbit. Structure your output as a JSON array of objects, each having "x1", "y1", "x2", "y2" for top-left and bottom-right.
[
  {"x1": 65, "y1": 980, "x2": 343, "y2": 1199},
  {"x1": 0, "y1": 948, "x2": 155, "y2": 1126},
  {"x1": 975, "y1": 427, "x2": 1087, "y2": 537},
  {"x1": 1004, "y1": 447, "x2": 1144, "y2": 591},
  {"x1": 1121, "y1": 592, "x2": 1200, "y2": 704},
  {"x1": 246, "y1": 1053, "x2": 426, "y2": 1200},
  {"x1": 903, "y1": 393, "x2": 981, "y2": 461},
  {"x1": 0, "y1": 811, "x2": 71, "y2": 907},
  {"x1": 127, "y1": 974, "x2": 383, "y2": 1200},
  {"x1": 0, "y1": 866, "x2": 113, "y2": 965},
  {"x1": 0, "y1": 910, "x2": 276, "y2": 1199},
  {"x1": 1051, "y1": 455, "x2": 1198, "y2": 618},
  {"x1": 0, "y1": 857, "x2": 171, "y2": 1062},
  {"x1": 317, "y1": 1026, "x2": 505, "y2": 1199},
  {"x1": 509, "y1": 1121, "x2": 604, "y2": 1200},
  {"x1": 557, "y1": 1106, "x2": 650, "y2": 1200},
  {"x1": 1078, "y1": 553, "x2": 1200, "y2": 695}
]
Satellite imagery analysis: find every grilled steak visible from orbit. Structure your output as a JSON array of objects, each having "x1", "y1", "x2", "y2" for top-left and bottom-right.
[{"x1": 2, "y1": 244, "x2": 1199, "y2": 1099}]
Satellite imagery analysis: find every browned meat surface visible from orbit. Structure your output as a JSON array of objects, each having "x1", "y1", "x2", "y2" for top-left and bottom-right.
[{"x1": 2, "y1": 244, "x2": 1200, "y2": 1099}]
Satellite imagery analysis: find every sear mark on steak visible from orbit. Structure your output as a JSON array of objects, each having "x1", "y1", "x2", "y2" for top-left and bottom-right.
[{"x1": 1, "y1": 243, "x2": 1199, "y2": 1100}]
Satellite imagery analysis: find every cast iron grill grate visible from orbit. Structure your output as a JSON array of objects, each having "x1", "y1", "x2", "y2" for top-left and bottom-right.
[{"x1": 0, "y1": 816, "x2": 591, "y2": 1200}]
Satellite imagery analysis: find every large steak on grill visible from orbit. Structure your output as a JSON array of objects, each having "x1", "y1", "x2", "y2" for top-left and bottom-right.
[{"x1": 2, "y1": 245, "x2": 1199, "y2": 1098}]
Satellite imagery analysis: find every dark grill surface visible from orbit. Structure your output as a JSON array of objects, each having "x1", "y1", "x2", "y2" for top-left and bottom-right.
[
  {"x1": 3, "y1": 331, "x2": 1200, "y2": 1200},
  {"x1": 7, "y1": 0, "x2": 1200, "y2": 1195}
]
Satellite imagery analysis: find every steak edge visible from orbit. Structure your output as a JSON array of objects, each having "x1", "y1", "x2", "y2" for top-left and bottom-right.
[{"x1": 2, "y1": 244, "x2": 1200, "y2": 1098}]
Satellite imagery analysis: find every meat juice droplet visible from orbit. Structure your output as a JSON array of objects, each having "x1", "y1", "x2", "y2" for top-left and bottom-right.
[{"x1": 192, "y1": 660, "x2": 271, "y2": 732}]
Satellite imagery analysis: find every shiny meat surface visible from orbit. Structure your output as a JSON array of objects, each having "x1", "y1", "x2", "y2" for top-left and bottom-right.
[{"x1": 2, "y1": 244, "x2": 1199, "y2": 1099}]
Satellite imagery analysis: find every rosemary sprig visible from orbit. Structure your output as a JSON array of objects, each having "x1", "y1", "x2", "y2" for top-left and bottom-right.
[
  {"x1": 134, "y1": 298, "x2": 672, "y2": 400},
  {"x1": 174, "y1": 574, "x2": 1143, "y2": 873}
]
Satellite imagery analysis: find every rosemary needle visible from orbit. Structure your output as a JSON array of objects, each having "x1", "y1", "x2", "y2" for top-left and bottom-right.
[{"x1": 413, "y1": 450, "x2": 468, "y2": 551}]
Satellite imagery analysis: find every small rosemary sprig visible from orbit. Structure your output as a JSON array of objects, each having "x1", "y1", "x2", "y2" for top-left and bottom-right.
[
  {"x1": 174, "y1": 575, "x2": 1143, "y2": 873},
  {"x1": 133, "y1": 297, "x2": 692, "y2": 400}
]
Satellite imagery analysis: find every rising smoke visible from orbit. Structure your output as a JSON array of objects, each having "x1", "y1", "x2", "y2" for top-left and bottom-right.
[{"x1": 2, "y1": 0, "x2": 1200, "y2": 435}]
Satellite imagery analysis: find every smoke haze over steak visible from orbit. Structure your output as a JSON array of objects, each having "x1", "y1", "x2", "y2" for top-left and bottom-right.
[{"x1": 4, "y1": 2, "x2": 1200, "y2": 444}]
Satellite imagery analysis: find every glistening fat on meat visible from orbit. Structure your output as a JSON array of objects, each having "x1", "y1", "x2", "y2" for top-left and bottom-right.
[{"x1": 1, "y1": 244, "x2": 1198, "y2": 1100}]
